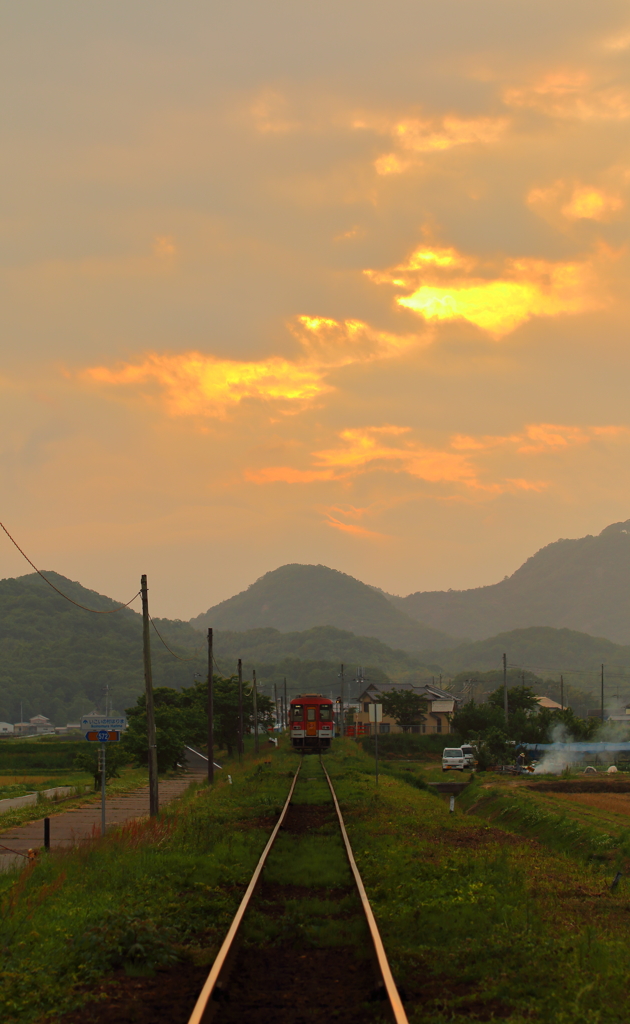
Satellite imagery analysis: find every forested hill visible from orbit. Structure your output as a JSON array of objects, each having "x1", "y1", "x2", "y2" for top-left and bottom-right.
[
  {"x1": 0, "y1": 573, "x2": 435, "y2": 725},
  {"x1": 190, "y1": 563, "x2": 457, "y2": 652},
  {"x1": 0, "y1": 572, "x2": 206, "y2": 726},
  {"x1": 389, "y1": 519, "x2": 630, "y2": 643},
  {"x1": 430, "y1": 625, "x2": 630, "y2": 676}
]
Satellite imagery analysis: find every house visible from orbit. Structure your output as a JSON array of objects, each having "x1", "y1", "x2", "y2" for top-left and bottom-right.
[
  {"x1": 0, "y1": 722, "x2": 14, "y2": 735},
  {"x1": 14, "y1": 715, "x2": 54, "y2": 736},
  {"x1": 354, "y1": 681, "x2": 461, "y2": 735},
  {"x1": 535, "y1": 696, "x2": 565, "y2": 711}
]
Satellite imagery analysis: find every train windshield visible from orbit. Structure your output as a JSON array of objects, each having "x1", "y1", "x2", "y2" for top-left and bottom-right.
[
  {"x1": 292, "y1": 705, "x2": 303, "y2": 720},
  {"x1": 319, "y1": 705, "x2": 332, "y2": 721}
]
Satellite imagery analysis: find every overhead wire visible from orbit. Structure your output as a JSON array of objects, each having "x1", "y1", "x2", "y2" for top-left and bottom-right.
[
  {"x1": 149, "y1": 616, "x2": 205, "y2": 662},
  {"x1": 0, "y1": 521, "x2": 140, "y2": 614}
]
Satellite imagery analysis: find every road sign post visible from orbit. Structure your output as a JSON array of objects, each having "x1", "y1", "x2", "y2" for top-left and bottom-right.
[
  {"x1": 368, "y1": 703, "x2": 382, "y2": 784},
  {"x1": 82, "y1": 716, "x2": 126, "y2": 838},
  {"x1": 100, "y1": 743, "x2": 106, "y2": 836}
]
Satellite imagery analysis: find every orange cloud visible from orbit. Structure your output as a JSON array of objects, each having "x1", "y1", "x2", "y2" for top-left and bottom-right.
[
  {"x1": 366, "y1": 242, "x2": 606, "y2": 338},
  {"x1": 85, "y1": 352, "x2": 330, "y2": 418},
  {"x1": 83, "y1": 316, "x2": 429, "y2": 419},
  {"x1": 371, "y1": 115, "x2": 507, "y2": 176},
  {"x1": 247, "y1": 422, "x2": 629, "y2": 498},
  {"x1": 245, "y1": 466, "x2": 338, "y2": 484},
  {"x1": 528, "y1": 180, "x2": 624, "y2": 222},
  {"x1": 503, "y1": 71, "x2": 630, "y2": 120},
  {"x1": 562, "y1": 186, "x2": 624, "y2": 220},
  {"x1": 324, "y1": 514, "x2": 388, "y2": 540}
]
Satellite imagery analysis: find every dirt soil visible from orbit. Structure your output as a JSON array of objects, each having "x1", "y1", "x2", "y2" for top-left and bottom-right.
[
  {"x1": 280, "y1": 802, "x2": 337, "y2": 834},
  {"x1": 527, "y1": 780, "x2": 630, "y2": 793},
  {"x1": 49, "y1": 963, "x2": 210, "y2": 1024},
  {"x1": 213, "y1": 947, "x2": 381, "y2": 1024}
]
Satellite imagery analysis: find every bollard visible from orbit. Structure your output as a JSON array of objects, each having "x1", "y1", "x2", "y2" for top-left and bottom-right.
[
  {"x1": 449, "y1": 795, "x2": 455, "y2": 813},
  {"x1": 44, "y1": 817, "x2": 50, "y2": 850}
]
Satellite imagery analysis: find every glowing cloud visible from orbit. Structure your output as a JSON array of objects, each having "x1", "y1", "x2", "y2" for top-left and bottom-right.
[
  {"x1": 248, "y1": 422, "x2": 628, "y2": 498},
  {"x1": 561, "y1": 186, "x2": 624, "y2": 220},
  {"x1": 367, "y1": 242, "x2": 604, "y2": 337},
  {"x1": 373, "y1": 114, "x2": 508, "y2": 174},
  {"x1": 503, "y1": 71, "x2": 630, "y2": 120},
  {"x1": 85, "y1": 352, "x2": 330, "y2": 418},
  {"x1": 84, "y1": 317, "x2": 429, "y2": 418}
]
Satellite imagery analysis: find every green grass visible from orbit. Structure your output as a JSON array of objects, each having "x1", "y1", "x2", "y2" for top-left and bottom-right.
[{"x1": 5, "y1": 740, "x2": 630, "y2": 1023}]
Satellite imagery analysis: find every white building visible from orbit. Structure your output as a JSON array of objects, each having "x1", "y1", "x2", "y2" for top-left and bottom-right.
[{"x1": 0, "y1": 722, "x2": 14, "y2": 735}]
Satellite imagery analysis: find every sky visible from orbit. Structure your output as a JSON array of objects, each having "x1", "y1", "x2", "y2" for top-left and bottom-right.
[{"x1": 1, "y1": 0, "x2": 630, "y2": 619}]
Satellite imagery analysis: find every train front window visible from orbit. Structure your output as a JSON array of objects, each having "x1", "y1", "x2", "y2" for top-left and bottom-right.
[
  {"x1": 292, "y1": 705, "x2": 303, "y2": 721},
  {"x1": 319, "y1": 706, "x2": 332, "y2": 721},
  {"x1": 307, "y1": 707, "x2": 316, "y2": 721}
]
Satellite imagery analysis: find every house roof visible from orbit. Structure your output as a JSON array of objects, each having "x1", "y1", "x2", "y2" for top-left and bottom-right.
[
  {"x1": 358, "y1": 681, "x2": 460, "y2": 704},
  {"x1": 535, "y1": 695, "x2": 564, "y2": 711}
]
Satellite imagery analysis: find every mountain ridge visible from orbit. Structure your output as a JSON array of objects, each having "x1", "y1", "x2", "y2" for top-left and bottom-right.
[
  {"x1": 388, "y1": 518, "x2": 630, "y2": 643},
  {"x1": 190, "y1": 563, "x2": 458, "y2": 652}
]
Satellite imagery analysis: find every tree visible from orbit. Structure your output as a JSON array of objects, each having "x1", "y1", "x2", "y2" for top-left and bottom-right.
[
  {"x1": 73, "y1": 745, "x2": 128, "y2": 790},
  {"x1": 487, "y1": 685, "x2": 540, "y2": 716},
  {"x1": 475, "y1": 727, "x2": 512, "y2": 771},
  {"x1": 123, "y1": 675, "x2": 276, "y2": 769},
  {"x1": 380, "y1": 691, "x2": 428, "y2": 730}
]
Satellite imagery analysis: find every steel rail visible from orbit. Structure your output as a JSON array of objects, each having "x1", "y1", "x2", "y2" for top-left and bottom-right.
[
  {"x1": 320, "y1": 758, "x2": 409, "y2": 1024},
  {"x1": 187, "y1": 759, "x2": 303, "y2": 1024}
]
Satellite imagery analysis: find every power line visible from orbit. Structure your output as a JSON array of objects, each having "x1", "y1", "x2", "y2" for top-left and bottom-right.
[
  {"x1": 149, "y1": 616, "x2": 205, "y2": 662},
  {"x1": 1, "y1": 521, "x2": 140, "y2": 614}
]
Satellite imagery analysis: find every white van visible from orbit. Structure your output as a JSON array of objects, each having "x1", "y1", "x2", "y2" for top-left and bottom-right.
[
  {"x1": 442, "y1": 747, "x2": 466, "y2": 772},
  {"x1": 460, "y1": 744, "x2": 476, "y2": 769}
]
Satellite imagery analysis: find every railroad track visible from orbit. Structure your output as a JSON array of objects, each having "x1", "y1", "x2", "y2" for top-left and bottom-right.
[{"x1": 187, "y1": 756, "x2": 408, "y2": 1024}]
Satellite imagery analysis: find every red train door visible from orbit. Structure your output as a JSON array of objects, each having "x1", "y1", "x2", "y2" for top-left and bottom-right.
[{"x1": 306, "y1": 706, "x2": 317, "y2": 737}]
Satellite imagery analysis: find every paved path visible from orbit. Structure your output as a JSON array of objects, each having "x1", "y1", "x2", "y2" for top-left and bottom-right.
[{"x1": 0, "y1": 771, "x2": 205, "y2": 872}]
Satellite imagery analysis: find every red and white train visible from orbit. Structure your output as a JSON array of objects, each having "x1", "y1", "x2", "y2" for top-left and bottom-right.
[{"x1": 290, "y1": 694, "x2": 334, "y2": 751}]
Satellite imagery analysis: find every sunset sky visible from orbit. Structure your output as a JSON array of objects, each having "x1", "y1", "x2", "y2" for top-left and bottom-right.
[{"x1": 2, "y1": 1, "x2": 630, "y2": 619}]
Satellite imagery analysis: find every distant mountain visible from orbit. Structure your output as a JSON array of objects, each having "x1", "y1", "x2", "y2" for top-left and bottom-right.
[
  {"x1": 429, "y1": 626, "x2": 630, "y2": 676},
  {"x1": 212, "y1": 625, "x2": 433, "y2": 677},
  {"x1": 0, "y1": 572, "x2": 206, "y2": 726},
  {"x1": 190, "y1": 563, "x2": 457, "y2": 652},
  {"x1": 0, "y1": 572, "x2": 440, "y2": 725},
  {"x1": 389, "y1": 519, "x2": 630, "y2": 644}
]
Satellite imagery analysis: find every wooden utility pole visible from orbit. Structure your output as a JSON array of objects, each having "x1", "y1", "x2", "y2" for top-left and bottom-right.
[
  {"x1": 503, "y1": 652, "x2": 508, "y2": 726},
  {"x1": 339, "y1": 663, "x2": 345, "y2": 738},
  {"x1": 601, "y1": 663, "x2": 605, "y2": 724},
  {"x1": 560, "y1": 674, "x2": 564, "y2": 711},
  {"x1": 253, "y1": 670, "x2": 259, "y2": 753},
  {"x1": 237, "y1": 658, "x2": 244, "y2": 762},
  {"x1": 274, "y1": 682, "x2": 278, "y2": 733},
  {"x1": 140, "y1": 575, "x2": 159, "y2": 817},
  {"x1": 207, "y1": 628, "x2": 214, "y2": 784},
  {"x1": 283, "y1": 677, "x2": 288, "y2": 728}
]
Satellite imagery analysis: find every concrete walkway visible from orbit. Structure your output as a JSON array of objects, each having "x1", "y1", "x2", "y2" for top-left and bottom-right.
[{"x1": 0, "y1": 771, "x2": 206, "y2": 872}]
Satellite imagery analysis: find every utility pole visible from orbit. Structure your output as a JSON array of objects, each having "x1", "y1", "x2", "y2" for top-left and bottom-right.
[
  {"x1": 253, "y1": 669, "x2": 259, "y2": 754},
  {"x1": 207, "y1": 629, "x2": 214, "y2": 784},
  {"x1": 339, "y1": 663, "x2": 345, "y2": 738},
  {"x1": 140, "y1": 575, "x2": 159, "y2": 817},
  {"x1": 283, "y1": 677, "x2": 288, "y2": 728},
  {"x1": 237, "y1": 659, "x2": 244, "y2": 761},
  {"x1": 560, "y1": 674, "x2": 564, "y2": 712},
  {"x1": 503, "y1": 652, "x2": 508, "y2": 726},
  {"x1": 601, "y1": 663, "x2": 605, "y2": 725},
  {"x1": 274, "y1": 682, "x2": 278, "y2": 733}
]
